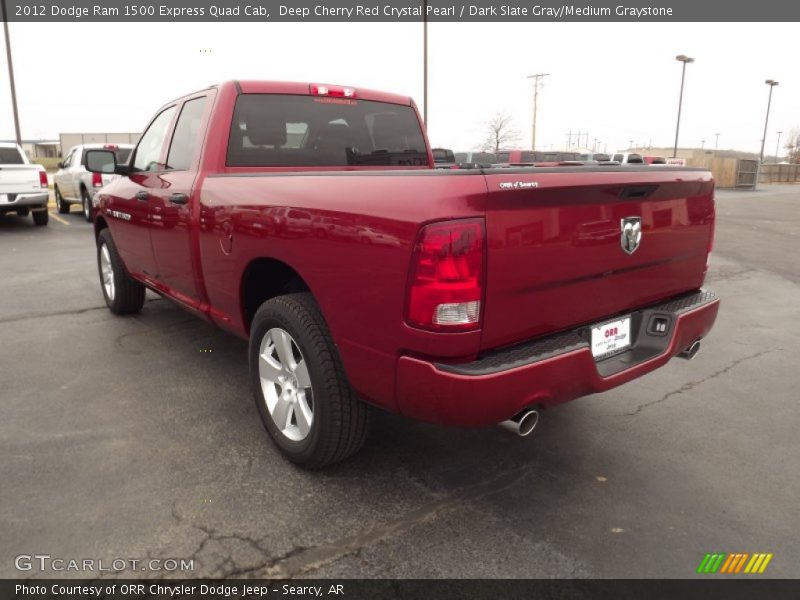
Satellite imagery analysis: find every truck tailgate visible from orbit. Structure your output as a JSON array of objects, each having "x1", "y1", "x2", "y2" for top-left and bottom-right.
[
  {"x1": 481, "y1": 168, "x2": 714, "y2": 350},
  {"x1": 0, "y1": 165, "x2": 44, "y2": 194}
]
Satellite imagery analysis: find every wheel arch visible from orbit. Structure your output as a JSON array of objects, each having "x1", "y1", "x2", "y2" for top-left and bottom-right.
[
  {"x1": 240, "y1": 257, "x2": 312, "y2": 333},
  {"x1": 93, "y1": 215, "x2": 109, "y2": 240}
]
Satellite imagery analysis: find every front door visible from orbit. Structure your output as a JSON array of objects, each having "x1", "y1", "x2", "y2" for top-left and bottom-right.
[{"x1": 106, "y1": 105, "x2": 177, "y2": 279}]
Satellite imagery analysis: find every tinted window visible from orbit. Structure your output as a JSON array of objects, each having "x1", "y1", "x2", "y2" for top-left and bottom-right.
[
  {"x1": 116, "y1": 148, "x2": 132, "y2": 164},
  {"x1": 133, "y1": 106, "x2": 177, "y2": 171},
  {"x1": 627, "y1": 154, "x2": 644, "y2": 164},
  {"x1": 613, "y1": 154, "x2": 623, "y2": 162},
  {"x1": 496, "y1": 152, "x2": 510, "y2": 163},
  {"x1": 454, "y1": 153, "x2": 468, "y2": 162},
  {"x1": 227, "y1": 94, "x2": 428, "y2": 167},
  {"x1": 167, "y1": 97, "x2": 208, "y2": 170},
  {"x1": 520, "y1": 151, "x2": 536, "y2": 163},
  {"x1": 432, "y1": 149, "x2": 454, "y2": 163},
  {"x1": 0, "y1": 147, "x2": 25, "y2": 164}
]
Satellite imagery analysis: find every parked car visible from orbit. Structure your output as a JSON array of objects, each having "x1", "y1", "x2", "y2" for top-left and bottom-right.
[
  {"x1": 611, "y1": 152, "x2": 645, "y2": 164},
  {"x1": 54, "y1": 143, "x2": 133, "y2": 221},
  {"x1": 496, "y1": 150, "x2": 582, "y2": 166},
  {"x1": 432, "y1": 148, "x2": 456, "y2": 169},
  {"x1": 85, "y1": 80, "x2": 719, "y2": 468},
  {"x1": 454, "y1": 151, "x2": 500, "y2": 167},
  {"x1": 578, "y1": 152, "x2": 611, "y2": 162},
  {"x1": 0, "y1": 142, "x2": 49, "y2": 226}
]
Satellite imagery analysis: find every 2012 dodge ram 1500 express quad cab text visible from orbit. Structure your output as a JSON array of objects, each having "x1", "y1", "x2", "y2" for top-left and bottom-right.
[{"x1": 85, "y1": 81, "x2": 719, "y2": 468}]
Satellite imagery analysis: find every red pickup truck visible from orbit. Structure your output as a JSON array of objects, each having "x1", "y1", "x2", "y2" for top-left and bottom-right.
[{"x1": 85, "y1": 81, "x2": 719, "y2": 468}]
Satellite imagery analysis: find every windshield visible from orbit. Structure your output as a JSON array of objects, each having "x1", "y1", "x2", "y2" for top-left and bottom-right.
[{"x1": 227, "y1": 94, "x2": 429, "y2": 167}]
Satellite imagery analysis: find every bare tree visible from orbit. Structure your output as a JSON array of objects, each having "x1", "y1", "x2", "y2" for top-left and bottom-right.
[
  {"x1": 481, "y1": 111, "x2": 521, "y2": 152},
  {"x1": 784, "y1": 127, "x2": 800, "y2": 164}
]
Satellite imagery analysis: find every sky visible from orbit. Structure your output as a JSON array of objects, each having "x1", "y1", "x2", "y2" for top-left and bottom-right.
[{"x1": 0, "y1": 21, "x2": 796, "y2": 156}]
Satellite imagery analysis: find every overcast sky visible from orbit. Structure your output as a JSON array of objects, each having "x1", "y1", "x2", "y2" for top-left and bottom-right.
[{"x1": 1, "y1": 22, "x2": 796, "y2": 155}]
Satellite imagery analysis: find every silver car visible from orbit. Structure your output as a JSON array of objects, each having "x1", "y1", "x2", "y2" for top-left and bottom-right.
[{"x1": 53, "y1": 143, "x2": 133, "y2": 221}]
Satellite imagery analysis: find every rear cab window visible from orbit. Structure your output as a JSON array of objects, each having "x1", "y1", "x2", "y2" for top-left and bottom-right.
[
  {"x1": 226, "y1": 94, "x2": 428, "y2": 167},
  {"x1": 0, "y1": 147, "x2": 25, "y2": 164}
]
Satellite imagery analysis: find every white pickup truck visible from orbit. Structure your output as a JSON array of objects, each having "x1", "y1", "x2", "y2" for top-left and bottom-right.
[
  {"x1": 54, "y1": 143, "x2": 133, "y2": 222},
  {"x1": 0, "y1": 143, "x2": 49, "y2": 226}
]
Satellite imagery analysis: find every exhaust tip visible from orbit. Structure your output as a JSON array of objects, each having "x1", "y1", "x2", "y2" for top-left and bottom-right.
[
  {"x1": 499, "y1": 409, "x2": 539, "y2": 437},
  {"x1": 679, "y1": 340, "x2": 701, "y2": 360}
]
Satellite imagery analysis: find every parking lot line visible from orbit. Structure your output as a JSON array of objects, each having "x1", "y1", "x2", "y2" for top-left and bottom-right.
[{"x1": 49, "y1": 212, "x2": 70, "y2": 225}]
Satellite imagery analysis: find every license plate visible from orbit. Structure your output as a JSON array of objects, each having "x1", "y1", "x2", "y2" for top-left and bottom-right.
[
  {"x1": 0, "y1": 194, "x2": 8, "y2": 203},
  {"x1": 591, "y1": 316, "x2": 631, "y2": 359}
]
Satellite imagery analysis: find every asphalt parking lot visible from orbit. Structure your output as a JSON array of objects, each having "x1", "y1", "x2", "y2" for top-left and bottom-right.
[{"x1": 1, "y1": 185, "x2": 798, "y2": 579}]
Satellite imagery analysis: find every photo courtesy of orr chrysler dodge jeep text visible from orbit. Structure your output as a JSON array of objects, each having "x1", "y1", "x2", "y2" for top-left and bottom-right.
[{"x1": 84, "y1": 80, "x2": 719, "y2": 468}]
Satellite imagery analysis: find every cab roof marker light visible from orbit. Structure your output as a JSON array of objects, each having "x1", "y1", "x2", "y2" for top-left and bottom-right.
[{"x1": 310, "y1": 84, "x2": 357, "y2": 98}]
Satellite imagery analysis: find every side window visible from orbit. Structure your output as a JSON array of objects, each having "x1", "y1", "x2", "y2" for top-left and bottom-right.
[
  {"x1": 166, "y1": 97, "x2": 208, "y2": 171},
  {"x1": 133, "y1": 106, "x2": 177, "y2": 172},
  {"x1": 62, "y1": 150, "x2": 74, "y2": 168},
  {"x1": 613, "y1": 154, "x2": 623, "y2": 162}
]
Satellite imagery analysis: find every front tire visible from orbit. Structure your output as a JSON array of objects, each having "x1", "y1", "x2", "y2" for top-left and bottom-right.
[
  {"x1": 32, "y1": 210, "x2": 48, "y2": 226},
  {"x1": 81, "y1": 189, "x2": 93, "y2": 222},
  {"x1": 55, "y1": 187, "x2": 69, "y2": 214},
  {"x1": 249, "y1": 293, "x2": 370, "y2": 469},
  {"x1": 97, "y1": 228, "x2": 145, "y2": 314}
]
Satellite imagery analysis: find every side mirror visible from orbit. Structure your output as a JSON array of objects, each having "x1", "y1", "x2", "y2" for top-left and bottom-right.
[{"x1": 84, "y1": 149, "x2": 118, "y2": 175}]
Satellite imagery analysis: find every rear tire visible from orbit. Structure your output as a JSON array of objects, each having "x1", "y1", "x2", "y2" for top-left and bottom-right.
[
  {"x1": 97, "y1": 228, "x2": 145, "y2": 315},
  {"x1": 249, "y1": 293, "x2": 370, "y2": 469},
  {"x1": 55, "y1": 187, "x2": 69, "y2": 214},
  {"x1": 32, "y1": 210, "x2": 48, "y2": 226},
  {"x1": 81, "y1": 189, "x2": 93, "y2": 222}
]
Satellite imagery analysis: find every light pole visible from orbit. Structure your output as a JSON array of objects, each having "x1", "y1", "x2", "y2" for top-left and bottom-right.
[
  {"x1": 714, "y1": 132, "x2": 720, "y2": 152},
  {"x1": 775, "y1": 131, "x2": 783, "y2": 163},
  {"x1": 757, "y1": 79, "x2": 779, "y2": 189},
  {"x1": 673, "y1": 55, "x2": 695, "y2": 158},
  {"x1": 701, "y1": 139, "x2": 705, "y2": 150},
  {"x1": 2, "y1": 0, "x2": 22, "y2": 145},
  {"x1": 527, "y1": 73, "x2": 549, "y2": 151}
]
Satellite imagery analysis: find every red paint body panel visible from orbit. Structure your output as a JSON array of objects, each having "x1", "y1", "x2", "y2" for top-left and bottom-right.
[{"x1": 95, "y1": 80, "x2": 719, "y2": 425}]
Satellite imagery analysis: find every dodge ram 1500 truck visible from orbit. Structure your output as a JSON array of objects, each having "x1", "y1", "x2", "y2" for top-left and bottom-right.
[
  {"x1": 84, "y1": 81, "x2": 719, "y2": 468},
  {"x1": 0, "y1": 143, "x2": 50, "y2": 226}
]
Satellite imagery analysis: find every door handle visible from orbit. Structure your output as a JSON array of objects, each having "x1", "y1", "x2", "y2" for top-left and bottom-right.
[
  {"x1": 136, "y1": 191, "x2": 149, "y2": 202},
  {"x1": 169, "y1": 193, "x2": 188, "y2": 205}
]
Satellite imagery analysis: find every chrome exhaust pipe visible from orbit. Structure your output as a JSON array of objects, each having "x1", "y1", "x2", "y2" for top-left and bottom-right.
[
  {"x1": 499, "y1": 409, "x2": 539, "y2": 437},
  {"x1": 679, "y1": 340, "x2": 701, "y2": 360}
]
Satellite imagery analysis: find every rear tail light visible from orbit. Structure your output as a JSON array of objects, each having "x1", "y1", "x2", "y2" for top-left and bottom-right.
[
  {"x1": 92, "y1": 172, "x2": 103, "y2": 187},
  {"x1": 310, "y1": 84, "x2": 356, "y2": 98},
  {"x1": 39, "y1": 171, "x2": 48, "y2": 188},
  {"x1": 103, "y1": 144, "x2": 118, "y2": 150},
  {"x1": 406, "y1": 218, "x2": 485, "y2": 331}
]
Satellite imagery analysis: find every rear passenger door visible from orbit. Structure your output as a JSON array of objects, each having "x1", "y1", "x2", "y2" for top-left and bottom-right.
[{"x1": 147, "y1": 93, "x2": 212, "y2": 307}]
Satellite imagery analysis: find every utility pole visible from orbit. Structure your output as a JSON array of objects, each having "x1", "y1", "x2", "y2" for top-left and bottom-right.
[
  {"x1": 701, "y1": 140, "x2": 705, "y2": 150},
  {"x1": 775, "y1": 131, "x2": 783, "y2": 163},
  {"x1": 527, "y1": 73, "x2": 549, "y2": 151},
  {"x1": 2, "y1": 0, "x2": 22, "y2": 145},
  {"x1": 714, "y1": 132, "x2": 720, "y2": 151}
]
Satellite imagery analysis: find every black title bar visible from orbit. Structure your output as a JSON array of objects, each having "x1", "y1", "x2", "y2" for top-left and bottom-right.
[{"x1": 2, "y1": 0, "x2": 799, "y2": 22}]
